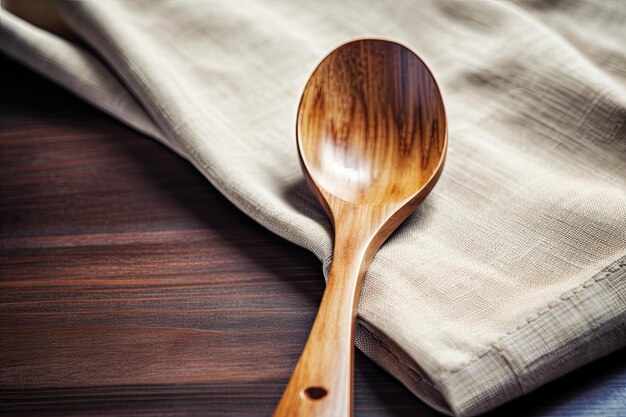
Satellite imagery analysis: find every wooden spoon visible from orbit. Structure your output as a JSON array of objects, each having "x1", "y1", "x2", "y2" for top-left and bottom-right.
[{"x1": 274, "y1": 39, "x2": 447, "y2": 417}]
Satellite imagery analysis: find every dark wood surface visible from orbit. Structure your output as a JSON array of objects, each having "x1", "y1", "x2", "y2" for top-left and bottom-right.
[{"x1": 1, "y1": 57, "x2": 624, "y2": 416}]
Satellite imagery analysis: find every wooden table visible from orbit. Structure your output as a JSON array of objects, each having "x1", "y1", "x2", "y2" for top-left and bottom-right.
[{"x1": 1, "y1": 57, "x2": 624, "y2": 416}]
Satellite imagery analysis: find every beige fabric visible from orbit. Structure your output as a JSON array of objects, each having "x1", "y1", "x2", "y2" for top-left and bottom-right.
[{"x1": 2, "y1": 1, "x2": 625, "y2": 415}]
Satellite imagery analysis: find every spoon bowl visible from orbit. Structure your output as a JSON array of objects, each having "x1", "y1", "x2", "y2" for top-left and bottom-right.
[
  {"x1": 298, "y1": 39, "x2": 446, "y2": 206},
  {"x1": 275, "y1": 39, "x2": 447, "y2": 417}
]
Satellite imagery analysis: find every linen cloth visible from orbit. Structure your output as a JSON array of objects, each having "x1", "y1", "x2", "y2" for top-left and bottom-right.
[{"x1": 2, "y1": 0, "x2": 625, "y2": 415}]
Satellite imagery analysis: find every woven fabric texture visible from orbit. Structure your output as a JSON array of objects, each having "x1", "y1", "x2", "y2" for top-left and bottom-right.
[{"x1": 2, "y1": 1, "x2": 625, "y2": 415}]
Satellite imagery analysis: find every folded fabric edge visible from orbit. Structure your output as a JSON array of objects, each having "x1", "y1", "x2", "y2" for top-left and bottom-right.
[
  {"x1": 355, "y1": 319, "x2": 452, "y2": 414},
  {"x1": 357, "y1": 256, "x2": 625, "y2": 416},
  {"x1": 438, "y1": 256, "x2": 626, "y2": 416},
  {"x1": 0, "y1": 9, "x2": 176, "y2": 155}
]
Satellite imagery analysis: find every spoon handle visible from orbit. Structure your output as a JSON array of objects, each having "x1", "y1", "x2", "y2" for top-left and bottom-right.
[{"x1": 273, "y1": 228, "x2": 370, "y2": 417}]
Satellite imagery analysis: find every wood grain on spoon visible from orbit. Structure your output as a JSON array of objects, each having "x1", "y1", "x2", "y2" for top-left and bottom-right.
[{"x1": 274, "y1": 39, "x2": 447, "y2": 417}]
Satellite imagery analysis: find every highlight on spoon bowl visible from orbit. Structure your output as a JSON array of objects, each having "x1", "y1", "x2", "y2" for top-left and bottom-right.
[{"x1": 275, "y1": 39, "x2": 447, "y2": 417}]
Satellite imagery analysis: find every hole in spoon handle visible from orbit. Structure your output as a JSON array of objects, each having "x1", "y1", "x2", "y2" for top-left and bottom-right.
[{"x1": 302, "y1": 386, "x2": 328, "y2": 400}]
